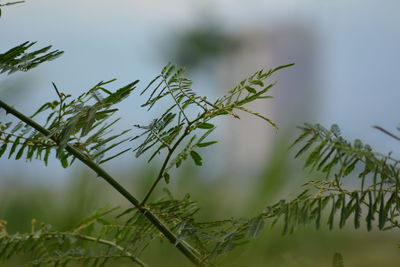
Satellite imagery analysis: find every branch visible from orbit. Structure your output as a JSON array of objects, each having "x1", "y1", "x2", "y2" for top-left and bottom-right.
[{"x1": 0, "y1": 100, "x2": 205, "y2": 266}]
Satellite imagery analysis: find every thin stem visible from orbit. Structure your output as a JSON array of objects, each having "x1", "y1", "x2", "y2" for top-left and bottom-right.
[
  {"x1": 149, "y1": 128, "x2": 171, "y2": 150},
  {"x1": 0, "y1": 100, "x2": 204, "y2": 266},
  {"x1": 176, "y1": 85, "x2": 208, "y2": 112},
  {"x1": 1, "y1": 230, "x2": 148, "y2": 267},
  {"x1": 140, "y1": 125, "x2": 191, "y2": 206},
  {"x1": 0, "y1": 1, "x2": 25, "y2": 7},
  {"x1": 52, "y1": 82, "x2": 63, "y2": 125},
  {"x1": 373, "y1": 125, "x2": 400, "y2": 142},
  {"x1": 140, "y1": 113, "x2": 207, "y2": 206},
  {"x1": 75, "y1": 233, "x2": 148, "y2": 267},
  {"x1": 162, "y1": 77, "x2": 190, "y2": 124},
  {"x1": 0, "y1": 133, "x2": 54, "y2": 147}
]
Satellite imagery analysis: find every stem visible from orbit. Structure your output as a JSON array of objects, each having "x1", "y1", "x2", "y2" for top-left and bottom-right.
[
  {"x1": 0, "y1": 100, "x2": 205, "y2": 266},
  {"x1": 373, "y1": 125, "x2": 400, "y2": 142},
  {"x1": 140, "y1": 125, "x2": 191, "y2": 206},
  {"x1": 52, "y1": 82, "x2": 63, "y2": 125},
  {"x1": 75, "y1": 234, "x2": 148, "y2": 267},
  {"x1": 140, "y1": 112, "x2": 207, "y2": 206},
  {"x1": 149, "y1": 127, "x2": 171, "y2": 150},
  {"x1": 140, "y1": 149, "x2": 174, "y2": 206},
  {"x1": 0, "y1": 133, "x2": 54, "y2": 147},
  {"x1": 162, "y1": 77, "x2": 190, "y2": 124}
]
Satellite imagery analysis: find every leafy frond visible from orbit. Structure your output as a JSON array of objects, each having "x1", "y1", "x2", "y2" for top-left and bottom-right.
[
  {"x1": 0, "y1": 120, "x2": 59, "y2": 165},
  {"x1": 0, "y1": 80, "x2": 138, "y2": 167},
  {"x1": 134, "y1": 63, "x2": 292, "y2": 178},
  {"x1": 263, "y1": 183, "x2": 399, "y2": 234},
  {"x1": 133, "y1": 64, "x2": 204, "y2": 163},
  {"x1": 212, "y1": 63, "x2": 294, "y2": 129},
  {"x1": 260, "y1": 123, "x2": 400, "y2": 234},
  {"x1": 292, "y1": 123, "x2": 400, "y2": 184},
  {"x1": 0, "y1": 42, "x2": 63, "y2": 74}
]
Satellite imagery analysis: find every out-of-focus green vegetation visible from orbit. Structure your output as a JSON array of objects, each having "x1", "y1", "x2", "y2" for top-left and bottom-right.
[{"x1": 1, "y1": 134, "x2": 398, "y2": 266}]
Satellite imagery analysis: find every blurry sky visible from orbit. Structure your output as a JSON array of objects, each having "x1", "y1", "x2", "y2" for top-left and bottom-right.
[{"x1": 1, "y1": 0, "x2": 399, "y2": 183}]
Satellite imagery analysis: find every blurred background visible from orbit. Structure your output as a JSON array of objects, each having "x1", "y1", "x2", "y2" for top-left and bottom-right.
[{"x1": 1, "y1": 0, "x2": 399, "y2": 266}]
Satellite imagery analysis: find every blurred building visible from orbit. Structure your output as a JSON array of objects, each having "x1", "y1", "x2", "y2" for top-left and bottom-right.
[{"x1": 212, "y1": 23, "x2": 318, "y2": 176}]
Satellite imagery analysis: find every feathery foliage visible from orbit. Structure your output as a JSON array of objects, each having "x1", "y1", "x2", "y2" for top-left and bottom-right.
[
  {"x1": 259, "y1": 123, "x2": 400, "y2": 235},
  {"x1": 134, "y1": 62, "x2": 292, "y2": 204},
  {"x1": 0, "y1": 23, "x2": 291, "y2": 264},
  {"x1": 0, "y1": 41, "x2": 63, "y2": 75},
  {"x1": 1, "y1": 3, "x2": 398, "y2": 266},
  {"x1": 1, "y1": 79, "x2": 138, "y2": 168}
]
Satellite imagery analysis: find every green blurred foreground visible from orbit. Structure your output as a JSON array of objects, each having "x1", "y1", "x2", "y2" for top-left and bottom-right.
[{"x1": 1, "y1": 137, "x2": 398, "y2": 267}]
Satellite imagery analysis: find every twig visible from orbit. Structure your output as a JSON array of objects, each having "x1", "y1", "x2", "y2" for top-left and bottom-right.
[
  {"x1": 140, "y1": 125, "x2": 191, "y2": 206},
  {"x1": 162, "y1": 76, "x2": 190, "y2": 124},
  {"x1": 373, "y1": 125, "x2": 400, "y2": 142},
  {"x1": 75, "y1": 233, "x2": 148, "y2": 267}
]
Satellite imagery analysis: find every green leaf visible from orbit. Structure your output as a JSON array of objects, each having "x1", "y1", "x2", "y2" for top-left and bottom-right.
[
  {"x1": 282, "y1": 201, "x2": 289, "y2": 235},
  {"x1": 15, "y1": 141, "x2": 26, "y2": 160},
  {"x1": 196, "y1": 141, "x2": 218, "y2": 148},
  {"x1": 378, "y1": 192, "x2": 386, "y2": 230},
  {"x1": 354, "y1": 192, "x2": 361, "y2": 229},
  {"x1": 331, "y1": 124, "x2": 341, "y2": 136},
  {"x1": 250, "y1": 80, "x2": 264, "y2": 87},
  {"x1": 271, "y1": 63, "x2": 295, "y2": 73},
  {"x1": 8, "y1": 137, "x2": 20, "y2": 158},
  {"x1": 244, "y1": 86, "x2": 256, "y2": 94},
  {"x1": 81, "y1": 106, "x2": 99, "y2": 137},
  {"x1": 328, "y1": 196, "x2": 336, "y2": 230},
  {"x1": 343, "y1": 158, "x2": 358, "y2": 176},
  {"x1": 60, "y1": 154, "x2": 69, "y2": 168},
  {"x1": 197, "y1": 122, "x2": 215, "y2": 129},
  {"x1": 0, "y1": 143, "x2": 7, "y2": 157},
  {"x1": 290, "y1": 128, "x2": 310, "y2": 148},
  {"x1": 26, "y1": 145, "x2": 35, "y2": 161},
  {"x1": 190, "y1": 150, "x2": 202, "y2": 166},
  {"x1": 246, "y1": 216, "x2": 265, "y2": 239},
  {"x1": 339, "y1": 194, "x2": 346, "y2": 228},
  {"x1": 44, "y1": 148, "x2": 51, "y2": 166},
  {"x1": 315, "y1": 198, "x2": 322, "y2": 229},
  {"x1": 366, "y1": 191, "x2": 373, "y2": 231},
  {"x1": 294, "y1": 139, "x2": 313, "y2": 158},
  {"x1": 305, "y1": 141, "x2": 326, "y2": 167}
]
